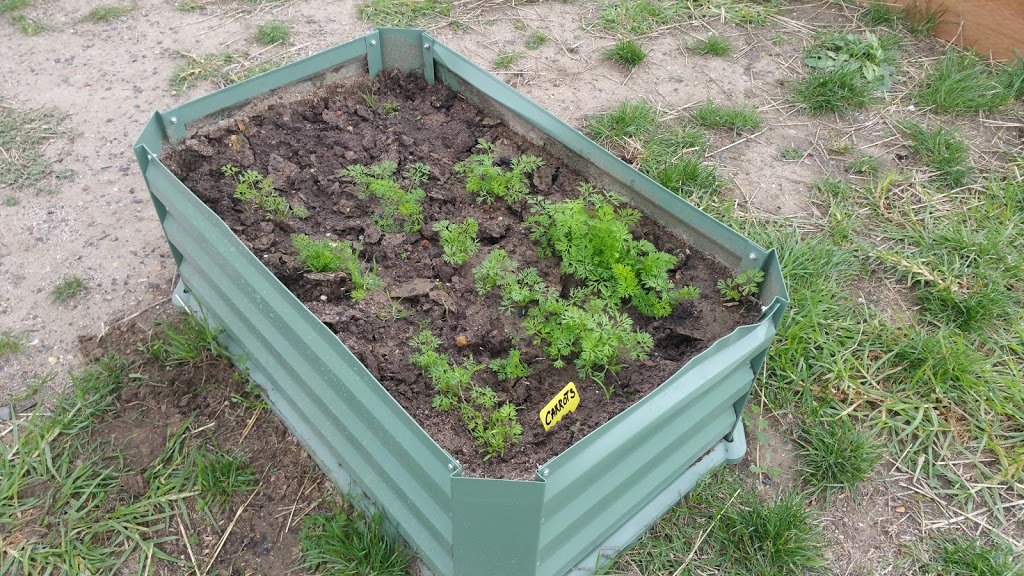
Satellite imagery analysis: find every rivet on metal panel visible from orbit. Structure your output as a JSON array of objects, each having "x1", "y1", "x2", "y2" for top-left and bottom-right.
[
  {"x1": 447, "y1": 463, "x2": 454, "y2": 471},
  {"x1": 148, "y1": 154, "x2": 155, "y2": 160},
  {"x1": 543, "y1": 468, "x2": 550, "y2": 477},
  {"x1": 370, "y1": 39, "x2": 377, "y2": 46},
  {"x1": 170, "y1": 117, "x2": 178, "y2": 124},
  {"x1": 748, "y1": 253, "x2": 757, "y2": 260},
  {"x1": 424, "y1": 44, "x2": 431, "y2": 50}
]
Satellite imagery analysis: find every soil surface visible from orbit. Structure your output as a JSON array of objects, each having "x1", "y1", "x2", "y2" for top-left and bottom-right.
[{"x1": 163, "y1": 70, "x2": 758, "y2": 478}]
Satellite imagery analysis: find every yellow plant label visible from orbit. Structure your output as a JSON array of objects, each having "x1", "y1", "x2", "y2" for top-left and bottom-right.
[{"x1": 540, "y1": 382, "x2": 579, "y2": 432}]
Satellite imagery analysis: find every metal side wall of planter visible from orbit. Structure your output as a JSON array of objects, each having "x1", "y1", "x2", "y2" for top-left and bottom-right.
[{"x1": 134, "y1": 28, "x2": 788, "y2": 576}]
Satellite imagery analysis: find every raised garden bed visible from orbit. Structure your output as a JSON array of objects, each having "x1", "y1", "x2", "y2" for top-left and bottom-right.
[{"x1": 135, "y1": 28, "x2": 788, "y2": 576}]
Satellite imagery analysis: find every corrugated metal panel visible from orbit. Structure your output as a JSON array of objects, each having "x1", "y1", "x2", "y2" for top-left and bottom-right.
[{"x1": 143, "y1": 161, "x2": 457, "y2": 576}]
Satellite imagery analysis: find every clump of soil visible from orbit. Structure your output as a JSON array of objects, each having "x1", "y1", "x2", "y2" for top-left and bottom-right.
[{"x1": 162, "y1": 70, "x2": 759, "y2": 479}]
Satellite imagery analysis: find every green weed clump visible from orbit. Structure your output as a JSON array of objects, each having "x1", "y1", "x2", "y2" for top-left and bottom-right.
[
  {"x1": 859, "y1": 0, "x2": 942, "y2": 36},
  {"x1": 691, "y1": 101, "x2": 763, "y2": 133},
  {"x1": 690, "y1": 34, "x2": 733, "y2": 56},
  {"x1": 717, "y1": 268, "x2": 764, "y2": 303},
  {"x1": 143, "y1": 312, "x2": 231, "y2": 367},
  {"x1": 494, "y1": 51, "x2": 522, "y2": 70},
  {"x1": 433, "y1": 218, "x2": 480, "y2": 265},
  {"x1": 222, "y1": 164, "x2": 305, "y2": 219},
  {"x1": 604, "y1": 39, "x2": 647, "y2": 68},
  {"x1": 0, "y1": 103, "x2": 72, "y2": 193},
  {"x1": 804, "y1": 31, "x2": 898, "y2": 90},
  {"x1": 898, "y1": 121, "x2": 972, "y2": 189},
  {"x1": 586, "y1": 99, "x2": 659, "y2": 145},
  {"x1": 299, "y1": 509, "x2": 411, "y2": 576},
  {"x1": 454, "y1": 140, "x2": 543, "y2": 204},
  {"x1": 919, "y1": 534, "x2": 1023, "y2": 576},
  {"x1": 913, "y1": 50, "x2": 1016, "y2": 114},
  {"x1": 343, "y1": 161, "x2": 427, "y2": 232},
  {"x1": 528, "y1": 184, "x2": 699, "y2": 318},
  {"x1": 410, "y1": 330, "x2": 523, "y2": 459},
  {"x1": 254, "y1": 21, "x2": 291, "y2": 45},
  {"x1": 357, "y1": 0, "x2": 452, "y2": 27},
  {"x1": 595, "y1": 0, "x2": 675, "y2": 35},
  {"x1": 51, "y1": 276, "x2": 85, "y2": 302},
  {"x1": 489, "y1": 349, "x2": 530, "y2": 381},
  {"x1": 524, "y1": 31, "x2": 549, "y2": 50},
  {"x1": 85, "y1": 3, "x2": 135, "y2": 21},
  {"x1": 195, "y1": 447, "x2": 259, "y2": 512},
  {"x1": 11, "y1": 13, "x2": 46, "y2": 34},
  {"x1": 0, "y1": 0, "x2": 30, "y2": 12},
  {"x1": 0, "y1": 331, "x2": 24, "y2": 356},
  {"x1": 291, "y1": 234, "x2": 382, "y2": 300},
  {"x1": 791, "y1": 68, "x2": 874, "y2": 115},
  {"x1": 795, "y1": 417, "x2": 882, "y2": 494}
]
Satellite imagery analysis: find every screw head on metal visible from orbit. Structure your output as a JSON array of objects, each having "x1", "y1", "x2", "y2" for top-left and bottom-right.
[
  {"x1": 748, "y1": 253, "x2": 757, "y2": 260},
  {"x1": 170, "y1": 117, "x2": 178, "y2": 124},
  {"x1": 447, "y1": 463, "x2": 454, "y2": 471},
  {"x1": 370, "y1": 39, "x2": 377, "y2": 46},
  {"x1": 542, "y1": 468, "x2": 550, "y2": 477},
  {"x1": 424, "y1": 44, "x2": 431, "y2": 50}
]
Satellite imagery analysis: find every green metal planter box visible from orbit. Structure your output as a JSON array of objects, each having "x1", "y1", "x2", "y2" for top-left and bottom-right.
[{"x1": 134, "y1": 29, "x2": 788, "y2": 576}]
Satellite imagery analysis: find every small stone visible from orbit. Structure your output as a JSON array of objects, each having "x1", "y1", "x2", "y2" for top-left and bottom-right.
[
  {"x1": 455, "y1": 335, "x2": 469, "y2": 347},
  {"x1": 320, "y1": 295, "x2": 327, "y2": 301},
  {"x1": 391, "y1": 278, "x2": 434, "y2": 298},
  {"x1": 480, "y1": 117, "x2": 502, "y2": 127},
  {"x1": 895, "y1": 506, "x2": 906, "y2": 513}
]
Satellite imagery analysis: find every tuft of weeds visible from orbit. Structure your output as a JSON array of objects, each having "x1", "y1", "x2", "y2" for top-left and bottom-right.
[
  {"x1": 781, "y1": 146, "x2": 804, "y2": 161},
  {"x1": 791, "y1": 68, "x2": 874, "y2": 115},
  {"x1": 433, "y1": 218, "x2": 480, "y2": 265},
  {"x1": 342, "y1": 160, "x2": 427, "y2": 232},
  {"x1": 848, "y1": 154, "x2": 881, "y2": 175},
  {"x1": 0, "y1": 330, "x2": 24, "y2": 356},
  {"x1": 291, "y1": 234, "x2": 383, "y2": 300},
  {"x1": 586, "y1": 99, "x2": 659, "y2": 145},
  {"x1": 639, "y1": 128, "x2": 722, "y2": 200},
  {"x1": 51, "y1": 275, "x2": 85, "y2": 303},
  {"x1": 0, "y1": 102, "x2": 73, "y2": 194},
  {"x1": 804, "y1": 31, "x2": 898, "y2": 90},
  {"x1": 143, "y1": 311, "x2": 231, "y2": 367},
  {"x1": 11, "y1": 12, "x2": 46, "y2": 34},
  {"x1": 691, "y1": 101, "x2": 763, "y2": 133},
  {"x1": 524, "y1": 31, "x2": 548, "y2": 50},
  {"x1": 918, "y1": 534, "x2": 1023, "y2": 576},
  {"x1": 454, "y1": 140, "x2": 542, "y2": 205},
  {"x1": 195, "y1": 446, "x2": 259, "y2": 512},
  {"x1": 3, "y1": 196, "x2": 20, "y2": 206},
  {"x1": 0, "y1": 0, "x2": 29, "y2": 12},
  {"x1": 299, "y1": 508, "x2": 411, "y2": 576},
  {"x1": 493, "y1": 51, "x2": 522, "y2": 71},
  {"x1": 357, "y1": 0, "x2": 452, "y2": 27},
  {"x1": 998, "y1": 57, "x2": 1024, "y2": 100},
  {"x1": 795, "y1": 416, "x2": 882, "y2": 494},
  {"x1": 177, "y1": 0, "x2": 205, "y2": 11},
  {"x1": 254, "y1": 21, "x2": 291, "y2": 45},
  {"x1": 860, "y1": 0, "x2": 943, "y2": 36},
  {"x1": 690, "y1": 34, "x2": 733, "y2": 56},
  {"x1": 604, "y1": 39, "x2": 647, "y2": 68},
  {"x1": 912, "y1": 50, "x2": 1015, "y2": 114},
  {"x1": 84, "y1": 3, "x2": 135, "y2": 21},
  {"x1": 898, "y1": 120, "x2": 972, "y2": 189},
  {"x1": 615, "y1": 469, "x2": 827, "y2": 575},
  {"x1": 595, "y1": 0, "x2": 675, "y2": 35},
  {"x1": 170, "y1": 50, "x2": 289, "y2": 95}
]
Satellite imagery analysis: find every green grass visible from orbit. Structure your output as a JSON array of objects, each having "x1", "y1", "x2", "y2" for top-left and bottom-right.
[
  {"x1": 613, "y1": 469, "x2": 827, "y2": 575},
  {"x1": 781, "y1": 146, "x2": 804, "y2": 161},
  {"x1": 357, "y1": 0, "x2": 452, "y2": 27},
  {"x1": 637, "y1": 127, "x2": 720, "y2": 200},
  {"x1": 177, "y1": 0, "x2": 204, "y2": 11},
  {"x1": 0, "y1": 102, "x2": 72, "y2": 193},
  {"x1": 50, "y1": 275, "x2": 85, "y2": 303},
  {"x1": 494, "y1": 51, "x2": 522, "y2": 70},
  {"x1": 524, "y1": 31, "x2": 548, "y2": 50},
  {"x1": 84, "y1": 3, "x2": 135, "y2": 21},
  {"x1": 794, "y1": 416, "x2": 882, "y2": 494},
  {"x1": 586, "y1": 99, "x2": 660, "y2": 144},
  {"x1": 913, "y1": 50, "x2": 1016, "y2": 114},
  {"x1": 169, "y1": 50, "x2": 289, "y2": 95},
  {"x1": 0, "y1": 330, "x2": 24, "y2": 356},
  {"x1": 918, "y1": 534, "x2": 1023, "y2": 575},
  {"x1": 143, "y1": 311, "x2": 232, "y2": 367},
  {"x1": 595, "y1": 0, "x2": 675, "y2": 35},
  {"x1": 860, "y1": 0, "x2": 943, "y2": 36},
  {"x1": 3, "y1": 195, "x2": 20, "y2": 206},
  {"x1": 691, "y1": 101, "x2": 763, "y2": 133},
  {"x1": 299, "y1": 508, "x2": 412, "y2": 576},
  {"x1": 848, "y1": 154, "x2": 881, "y2": 175},
  {"x1": 898, "y1": 120, "x2": 972, "y2": 189},
  {"x1": 195, "y1": 446, "x2": 259, "y2": 512},
  {"x1": 690, "y1": 34, "x2": 733, "y2": 56},
  {"x1": 604, "y1": 39, "x2": 646, "y2": 68},
  {"x1": 0, "y1": 0, "x2": 29, "y2": 12},
  {"x1": 11, "y1": 13, "x2": 46, "y2": 34},
  {"x1": 254, "y1": 21, "x2": 291, "y2": 45},
  {"x1": 791, "y1": 68, "x2": 874, "y2": 115}
]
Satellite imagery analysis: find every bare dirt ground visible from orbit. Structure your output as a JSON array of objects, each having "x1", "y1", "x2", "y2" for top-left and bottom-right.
[{"x1": 2, "y1": 1, "x2": 1022, "y2": 574}]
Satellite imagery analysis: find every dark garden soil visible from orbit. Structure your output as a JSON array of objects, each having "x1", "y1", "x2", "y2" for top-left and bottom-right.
[{"x1": 162, "y1": 69, "x2": 759, "y2": 479}]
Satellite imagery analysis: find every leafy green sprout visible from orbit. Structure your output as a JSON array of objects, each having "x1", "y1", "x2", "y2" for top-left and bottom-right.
[
  {"x1": 604, "y1": 39, "x2": 647, "y2": 68},
  {"x1": 690, "y1": 34, "x2": 733, "y2": 56},
  {"x1": 717, "y1": 268, "x2": 764, "y2": 303},
  {"x1": 489, "y1": 349, "x2": 530, "y2": 381},
  {"x1": 794, "y1": 416, "x2": 883, "y2": 494},
  {"x1": 221, "y1": 164, "x2": 305, "y2": 220},
  {"x1": 803, "y1": 31, "x2": 897, "y2": 90},
  {"x1": 781, "y1": 146, "x2": 804, "y2": 161},
  {"x1": 454, "y1": 139, "x2": 543, "y2": 205},
  {"x1": 381, "y1": 101, "x2": 400, "y2": 118},
  {"x1": 461, "y1": 386, "x2": 523, "y2": 460},
  {"x1": 342, "y1": 161, "x2": 427, "y2": 232},
  {"x1": 375, "y1": 293, "x2": 408, "y2": 322},
  {"x1": 402, "y1": 161, "x2": 430, "y2": 185},
  {"x1": 690, "y1": 101, "x2": 763, "y2": 133},
  {"x1": 433, "y1": 218, "x2": 480, "y2": 265},
  {"x1": 254, "y1": 21, "x2": 291, "y2": 45},
  {"x1": 51, "y1": 276, "x2": 85, "y2": 303},
  {"x1": 0, "y1": 331, "x2": 24, "y2": 357},
  {"x1": 195, "y1": 447, "x2": 259, "y2": 512},
  {"x1": 290, "y1": 234, "x2": 382, "y2": 300}
]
